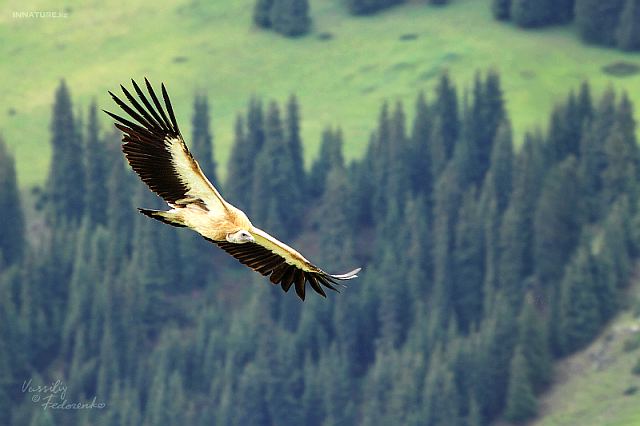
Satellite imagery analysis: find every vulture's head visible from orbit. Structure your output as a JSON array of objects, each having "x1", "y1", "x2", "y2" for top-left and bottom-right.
[{"x1": 226, "y1": 229, "x2": 255, "y2": 244}]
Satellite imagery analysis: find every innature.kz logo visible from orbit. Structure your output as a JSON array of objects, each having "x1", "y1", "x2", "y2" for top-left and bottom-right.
[{"x1": 12, "y1": 11, "x2": 68, "y2": 19}]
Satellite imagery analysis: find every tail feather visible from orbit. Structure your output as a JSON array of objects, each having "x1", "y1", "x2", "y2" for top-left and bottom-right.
[{"x1": 138, "y1": 208, "x2": 185, "y2": 228}]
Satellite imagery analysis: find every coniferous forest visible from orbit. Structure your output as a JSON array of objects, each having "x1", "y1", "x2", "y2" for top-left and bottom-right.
[{"x1": 1, "y1": 71, "x2": 639, "y2": 426}]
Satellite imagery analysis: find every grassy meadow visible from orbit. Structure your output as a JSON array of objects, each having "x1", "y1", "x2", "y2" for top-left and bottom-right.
[
  {"x1": 1, "y1": 0, "x2": 640, "y2": 187},
  {"x1": 533, "y1": 307, "x2": 640, "y2": 426}
]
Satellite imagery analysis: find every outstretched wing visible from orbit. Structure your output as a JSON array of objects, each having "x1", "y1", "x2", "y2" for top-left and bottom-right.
[
  {"x1": 213, "y1": 227, "x2": 361, "y2": 300},
  {"x1": 104, "y1": 78, "x2": 228, "y2": 213}
]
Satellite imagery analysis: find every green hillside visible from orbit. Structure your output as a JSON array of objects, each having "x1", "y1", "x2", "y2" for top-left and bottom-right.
[
  {"x1": 531, "y1": 283, "x2": 640, "y2": 426},
  {"x1": 2, "y1": 0, "x2": 640, "y2": 188}
]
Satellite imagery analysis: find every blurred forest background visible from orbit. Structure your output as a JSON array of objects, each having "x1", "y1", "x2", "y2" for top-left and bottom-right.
[{"x1": 2, "y1": 1, "x2": 640, "y2": 425}]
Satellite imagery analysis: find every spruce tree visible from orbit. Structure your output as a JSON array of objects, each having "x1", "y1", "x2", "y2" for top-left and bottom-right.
[
  {"x1": 410, "y1": 91, "x2": 433, "y2": 194},
  {"x1": 0, "y1": 137, "x2": 25, "y2": 267},
  {"x1": 47, "y1": 79, "x2": 85, "y2": 224},
  {"x1": 346, "y1": 0, "x2": 404, "y2": 16},
  {"x1": 602, "y1": 121, "x2": 638, "y2": 207},
  {"x1": 559, "y1": 246, "x2": 602, "y2": 353},
  {"x1": 434, "y1": 73, "x2": 459, "y2": 162},
  {"x1": 517, "y1": 301, "x2": 551, "y2": 391},
  {"x1": 253, "y1": 0, "x2": 274, "y2": 28},
  {"x1": 492, "y1": 0, "x2": 512, "y2": 20},
  {"x1": 251, "y1": 101, "x2": 301, "y2": 237},
  {"x1": 504, "y1": 345, "x2": 537, "y2": 423},
  {"x1": 554, "y1": 0, "x2": 575, "y2": 23},
  {"x1": 511, "y1": 0, "x2": 552, "y2": 27},
  {"x1": 191, "y1": 94, "x2": 217, "y2": 182},
  {"x1": 84, "y1": 101, "x2": 108, "y2": 226},
  {"x1": 309, "y1": 127, "x2": 344, "y2": 198},
  {"x1": 617, "y1": 0, "x2": 640, "y2": 51},
  {"x1": 533, "y1": 156, "x2": 581, "y2": 287},
  {"x1": 226, "y1": 115, "x2": 253, "y2": 212},
  {"x1": 579, "y1": 88, "x2": 615, "y2": 222},
  {"x1": 271, "y1": 0, "x2": 311, "y2": 37},
  {"x1": 489, "y1": 120, "x2": 514, "y2": 214},
  {"x1": 575, "y1": 0, "x2": 625, "y2": 46},
  {"x1": 285, "y1": 94, "x2": 306, "y2": 200},
  {"x1": 452, "y1": 188, "x2": 484, "y2": 332}
]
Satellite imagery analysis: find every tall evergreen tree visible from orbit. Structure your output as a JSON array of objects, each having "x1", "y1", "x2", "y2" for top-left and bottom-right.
[
  {"x1": 191, "y1": 94, "x2": 217, "y2": 182},
  {"x1": 579, "y1": 87, "x2": 615, "y2": 221},
  {"x1": 511, "y1": 0, "x2": 552, "y2": 27},
  {"x1": 309, "y1": 127, "x2": 344, "y2": 198},
  {"x1": 47, "y1": 79, "x2": 85, "y2": 224},
  {"x1": 226, "y1": 115, "x2": 253, "y2": 212},
  {"x1": 489, "y1": 120, "x2": 514, "y2": 214},
  {"x1": 533, "y1": 156, "x2": 581, "y2": 287},
  {"x1": 617, "y1": 0, "x2": 640, "y2": 51},
  {"x1": 84, "y1": 101, "x2": 108, "y2": 226},
  {"x1": 410, "y1": 91, "x2": 433, "y2": 195},
  {"x1": 251, "y1": 101, "x2": 301, "y2": 237},
  {"x1": 346, "y1": 0, "x2": 404, "y2": 15},
  {"x1": 492, "y1": 0, "x2": 512, "y2": 20},
  {"x1": 559, "y1": 246, "x2": 602, "y2": 353},
  {"x1": 452, "y1": 188, "x2": 484, "y2": 333},
  {"x1": 253, "y1": 0, "x2": 274, "y2": 28},
  {"x1": 575, "y1": 0, "x2": 625, "y2": 46},
  {"x1": 517, "y1": 300, "x2": 551, "y2": 391},
  {"x1": 271, "y1": 0, "x2": 311, "y2": 37},
  {"x1": 285, "y1": 94, "x2": 306, "y2": 200},
  {"x1": 504, "y1": 345, "x2": 537, "y2": 423},
  {"x1": 434, "y1": 73, "x2": 459, "y2": 162},
  {"x1": 0, "y1": 137, "x2": 25, "y2": 267}
]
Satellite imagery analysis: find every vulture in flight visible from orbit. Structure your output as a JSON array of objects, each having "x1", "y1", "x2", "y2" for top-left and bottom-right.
[{"x1": 104, "y1": 78, "x2": 361, "y2": 300}]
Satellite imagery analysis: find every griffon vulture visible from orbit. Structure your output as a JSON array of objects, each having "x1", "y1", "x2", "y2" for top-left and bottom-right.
[{"x1": 104, "y1": 79, "x2": 361, "y2": 300}]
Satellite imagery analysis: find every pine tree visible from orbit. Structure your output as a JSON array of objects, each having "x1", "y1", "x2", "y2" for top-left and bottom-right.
[
  {"x1": 232, "y1": 363, "x2": 271, "y2": 426},
  {"x1": 410, "y1": 91, "x2": 433, "y2": 194},
  {"x1": 602, "y1": 122, "x2": 638, "y2": 207},
  {"x1": 271, "y1": 0, "x2": 311, "y2": 37},
  {"x1": 226, "y1": 115, "x2": 253, "y2": 212},
  {"x1": 47, "y1": 79, "x2": 85, "y2": 224},
  {"x1": 422, "y1": 357, "x2": 462, "y2": 425},
  {"x1": 84, "y1": 101, "x2": 108, "y2": 226},
  {"x1": 285, "y1": 94, "x2": 306, "y2": 201},
  {"x1": 346, "y1": 0, "x2": 404, "y2": 16},
  {"x1": 489, "y1": 120, "x2": 514, "y2": 214},
  {"x1": 517, "y1": 301, "x2": 551, "y2": 391},
  {"x1": 497, "y1": 135, "x2": 544, "y2": 304},
  {"x1": 0, "y1": 137, "x2": 25, "y2": 267},
  {"x1": 251, "y1": 101, "x2": 301, "y2": 237},
  {"x1": 432, "y1": 163, "x2": 463, "y2": 322},
  {"x1": 190, "y1": 94, "x2": 217, "y2": 182},
  {"x1": 602, "y1": 94, "x2": 638, "y2": 206},
  {"x1": 579, "y1": 88, "x2": 615, "y2": 222},
  {"x1": 617, "y1": 0, "x2": 640, "y2": 51},
  {"x1": 434, "y1": 73, "x2": 459, "y2": 162},
  {"x1": 309, "y1": 127, "x2": 344, "y2": 198},
  {"x1": 492, "y1": 0, "x2": 512, "y2": 20},
  {"x1": 533, "y1": 156, "x2": 581, "y2": 287},
  {"x1": 452, "y1": 188, "x2": 484, "y2": 332},
  {"x1": 504, "y1": 345, "x2": 537, "y2": 423},
  {"x1": 575, "y1": 0, "x2": 625, "y2": 46},
  {"x1": 559, "y1": 246, "x2": 602, "y2": 353},
  {"x1": 511, "y1": 0, "x2": 552, "y2": 27},
  {"x1": 254, "y1": 0, "x2": 275, "y2": 28}
]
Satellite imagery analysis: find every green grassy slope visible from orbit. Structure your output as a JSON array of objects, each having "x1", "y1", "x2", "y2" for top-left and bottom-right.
[
  {"x1": 1, "y1": 0, "x2": 640, "y2": 187},
  {"x1": 530, "y1": 285, "x2": 640, "y2": 426}
]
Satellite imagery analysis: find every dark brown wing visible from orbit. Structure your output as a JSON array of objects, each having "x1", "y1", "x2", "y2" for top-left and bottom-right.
[
  {"x1": 212, "y1": 240, "x2": 360, "y2": 300},
  {"x1": 104, "y1": 78, "x2": 229, "y2": 212}
]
